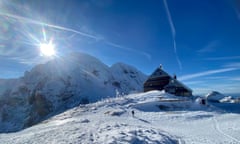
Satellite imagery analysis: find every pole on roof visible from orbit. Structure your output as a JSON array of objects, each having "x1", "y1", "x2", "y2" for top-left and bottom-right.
[{"x1": 159, "y1": 64, "x2": 162, "y2": 69}]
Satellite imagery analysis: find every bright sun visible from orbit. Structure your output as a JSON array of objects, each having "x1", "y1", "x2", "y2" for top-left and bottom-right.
[{"x1": 40, "y1": 42, "x2": 56, "y2": 57}]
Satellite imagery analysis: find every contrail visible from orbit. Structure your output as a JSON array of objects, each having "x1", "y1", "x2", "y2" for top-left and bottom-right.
[
  {"x1": 179, "y1": 68, "x2": 238, "y2": 81},
  {"x1": 163, "y1": 0, "x2": 182, "y2": 70},
  {"x1": 105, "y1": 41, "x2": 152, "y2": 60},
  {"x1": 237, "y1": 10, "x2": 240, "y2": 20},
  {"x1": 197, "y1": 40, "x2": 219, "y2": 53},
  {"x1": 0, "y1": 12, "x2": 99, "y2": 40},
  {"x1": 227, "y1": 0, "x2": 240, "y2": 21},
  {"x1": 0, "y1": 11, "x2": 152, "y2": 60}
]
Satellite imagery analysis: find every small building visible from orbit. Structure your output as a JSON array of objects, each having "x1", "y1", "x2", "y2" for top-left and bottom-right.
[{"x1": 144, "y1": 66, "x2": 192, "y2": 96}]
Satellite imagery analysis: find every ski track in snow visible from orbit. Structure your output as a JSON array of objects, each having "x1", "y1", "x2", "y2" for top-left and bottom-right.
[{"x1": 212, "y1": 116, "x2": 240, "y2": 143}]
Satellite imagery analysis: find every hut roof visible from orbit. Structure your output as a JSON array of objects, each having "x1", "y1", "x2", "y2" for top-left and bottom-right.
[
  {"x1": 147, "y1": 66, "x2": 192, "y2": 92},
  {"x1": 149, "y1": 67, "x2": 171, "y2": 79},
  {"x1": 167, "y1": 79, "x2": 192, "y2": 92}
]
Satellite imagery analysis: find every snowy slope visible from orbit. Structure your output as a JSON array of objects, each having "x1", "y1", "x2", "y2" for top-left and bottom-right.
[
  {"x1": 0, "y1": 91, "x2": 240, "y2": 144},
  {"x1": 0, "y1": 52, "x2": 147, "y2": 132},
  {"x1": 110, "y1": 62, "x2": 147, "y2": 94}
]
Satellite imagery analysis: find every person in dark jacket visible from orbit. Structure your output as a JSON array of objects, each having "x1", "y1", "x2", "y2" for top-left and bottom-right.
[{"x1": 131, "y1": 110, "x2": 135, "y2": 117}]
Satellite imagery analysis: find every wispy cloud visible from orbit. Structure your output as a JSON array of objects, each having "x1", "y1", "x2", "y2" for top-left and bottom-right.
[
  {"x1": 202, "y1": 75, "x2": 240, "y2": 82},
  {"x1": 163, "y1": 0, "x2": 182, "y2": 70},
  {"x1": 237, "y1": 10, "x2": 240, "y2": 20},
  {"x1": 196, "y1": 82, "x2": 240, "y2": 95},
  {"x1": 179, "y1": 67, "x2": 238, "y2": 81},
  {"x1": 224, "y1": 62, "x2": 240, "y2": 68},
  {"x1": 234, "y1": 6, "x2": 240, "y2": 21},
  {"x1": 229, "y1": 77, "x2": 240, "y2": 81},
  {"x1": 105, "y1": 42, "x2": 152, "y2": 60},
  {"x1": 182, "y1": 62, "x2": 240, "y2": 94},
  {"x1": 188, "y1": 80, "x2": 240, "y2": 94},
  {"x1": 197, "y1": 40, "x2": 219, "y2": 53},
  {"x1": 8, "y1": 56, "x2": 50, "y2": 65},
  {"x1": 202, "y1": 76, "x2": 230, "y2": 80},
  {"x1": 204, "y1": 56, "x2": 240, "y2": 61}
]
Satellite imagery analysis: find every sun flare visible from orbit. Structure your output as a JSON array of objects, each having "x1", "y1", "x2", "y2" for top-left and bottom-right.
[{"x1": 40, "y1": 42, "x2": 56, "y2": 56}]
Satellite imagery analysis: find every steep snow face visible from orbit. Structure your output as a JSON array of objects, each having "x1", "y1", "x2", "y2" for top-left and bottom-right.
[
  {"x1": 0, "y1": 53, "x2": 147, "y2": 132},
  {"x1": 110, "y1": 63, "x2": 147, "y2": 94}
]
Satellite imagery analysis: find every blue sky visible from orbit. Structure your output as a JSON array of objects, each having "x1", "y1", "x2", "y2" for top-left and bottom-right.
[{"x1": 0, "y1": 0, "x2": 240, "y2": 94}]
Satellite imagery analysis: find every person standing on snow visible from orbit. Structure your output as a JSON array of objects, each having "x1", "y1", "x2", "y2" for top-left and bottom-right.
[{"x1": 131, "y1": 110, "x2": 135, "y2": 117}]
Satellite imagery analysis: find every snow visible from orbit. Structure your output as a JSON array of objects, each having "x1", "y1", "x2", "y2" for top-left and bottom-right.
[
  {"x1": 110, "y1": 62, "x2": 147, "y2": 93},
  {"x1": 1, "y1": 91, "x2": 240, "y2": 144},
  {"x1": 220, "y1": 96, "x2": 235, "y2": 103}
]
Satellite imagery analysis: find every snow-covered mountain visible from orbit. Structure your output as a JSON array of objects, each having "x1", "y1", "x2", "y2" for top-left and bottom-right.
[
  {"x1": 205, "y1": 91, "x2": 226, "y2": 103},
  {"x1": 205, "y1": 91, "x2": 240, "y2": 113},
  {"x1": 0, "y1": 53, "x2": 147, "y2": 132},
  {"x1": 205, "y1": 91, "x2": 240, "y2": 104}
]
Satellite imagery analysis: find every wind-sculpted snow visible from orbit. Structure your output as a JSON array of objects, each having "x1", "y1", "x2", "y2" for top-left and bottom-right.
[{"x1": 0, "y1": 52, "x2": 147, "y2": 132}]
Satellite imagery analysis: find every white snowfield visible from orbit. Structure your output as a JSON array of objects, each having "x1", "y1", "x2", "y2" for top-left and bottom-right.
[{"x1": 0, "y1": 91, "x2": 240, "y2": 144}]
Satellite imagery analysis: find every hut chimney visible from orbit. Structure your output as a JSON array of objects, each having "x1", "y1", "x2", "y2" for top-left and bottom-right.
[{"x1": 173, "y1": 74, "x2": 177, "y2": 79}]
